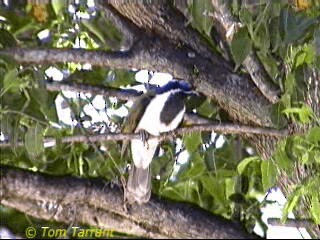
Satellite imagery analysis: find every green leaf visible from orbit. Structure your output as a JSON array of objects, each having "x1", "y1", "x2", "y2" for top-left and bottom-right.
[
  {"x1": 307, "y1": 127, "x2": 320, "y2": 143},
  {"x1": 294, "y1": 44, "x2": 316, "y2": 67},
  {"x1": 24, "y1": 124, "x2": 45, "y2": 158},
  {"x1": 280, "y1": 8, "x2": 317, "y2": 44},
  {"x1": 190, "y1": 0, "x2": 213, "y2": 36},
  {"x1": 225, "y1": 177, "x2": 236, "y2": 199},
  {"x1": 282, "y1": 105, "x2": 313, "y2": 123},
  {"x1": 51, "y1": 0, "x2": 67, "y2": 16},
  {"x1": 257, "y1": 52, "x2": 280, "y2": 80},
  {"x1": 239, "y1": 7, "x2": 252, "y2": 27},
  {"x1": 269, "y1": 17, "x2": 281, "y2": 52},
  {"x1": 261, "y1": 161, "x2": 277, "y2": 191},
  {"x1": 197, "y1": 99, "x2": 217, "y2": 118},
  {"x1": 0, "y1": 29, "x2": 18, "y2": 48},
  {"x1": 237, "y1": 156, "x2": 260, "y2": 174},
  {"x1": 200, "y1": 176, "x2": 226, "y2": 205},
  {"x1": 282, "y1": 188, "x2": 302, "y2": 221},
  {"x1": 179, "y1": 152, "x2": 205, "y2": 180},
  {"x1": 81, "y1": 19, "x2": 107, "y2": 46},
  {"x1": 2, "y1": 69, "x2": 22, "y2": 94},
  {"x1": 183, "y1": 132, "x2": 202, "y2": 153},
  {"x1": 80, "y1": 12, "x2": 122, "y2": 50},
  {"x1": 231, "y1": 27, "x2": 252, "y2": 69},
  {"x1": 314, "y1": 151, "x2": 320, "y2": 164},
  {"x1": 253, "y1": 23, "x2": 270, "y2": 55},
  {"x1": 310, "y1": 195, "x2": 320, "y2": 224},
  {"x1": 32, "y1": 88, "x2": 58, "y2": 123},
  {"x1": 106, "y1": 70, "x2": 136, "y2": 88},
  {"x1": 274, "y1": 140, "x2": 293, "y2": 170}
]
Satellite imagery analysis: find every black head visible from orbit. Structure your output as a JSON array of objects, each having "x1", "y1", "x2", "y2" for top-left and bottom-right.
[
  {"x1": 155, "y1": 80, "x2": 193, "y2": 94},
  {"x1": 158, "y1": 81, "x2": 198, "y2": 126}
]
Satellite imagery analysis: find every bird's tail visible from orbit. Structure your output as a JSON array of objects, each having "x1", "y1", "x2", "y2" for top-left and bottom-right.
[{"x1": 126, "y1": 164, "x2": 151, "y2": 204}]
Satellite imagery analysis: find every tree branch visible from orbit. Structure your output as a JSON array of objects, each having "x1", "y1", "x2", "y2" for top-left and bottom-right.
[
  {"x1": 100, "y1": 1, "x2": 232, "y2": 70},
  {"x1": 267, "y1": 218, "x2": 315, "y2": 228},
  {"x1": 0, "y1": 166, "x2": 257, "y2": 239},
  {"x1": 46, "y1": 81, "x2": 141, "y2": 101},
  {"x1": 0, "y1": 48, "x2": 135, "y2": 69},
  {"x1": 47, "y1": 81, "x2": 286, "y2": 138},
  {"x1": 0, "y1": 122, "x2": 289, "y2": 148},
  {"x1": 0, "y1": 46, "x2": 276, "y2": 128}
]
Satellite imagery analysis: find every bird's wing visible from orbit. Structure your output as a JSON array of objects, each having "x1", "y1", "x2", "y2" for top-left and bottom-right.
[{"x1": 121, "y1": 91, "x2": 156, "y2": 159}]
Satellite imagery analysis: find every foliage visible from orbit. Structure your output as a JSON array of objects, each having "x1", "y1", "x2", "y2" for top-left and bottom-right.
[
  {"x1": 228, "y1": 0, "x2": 320, "y2": 228},
  {"x1": 0, "y1": 0, "x2": 319, "y2": 238}
]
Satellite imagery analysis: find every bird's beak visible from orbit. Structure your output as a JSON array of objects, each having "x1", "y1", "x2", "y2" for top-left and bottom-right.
[{"x1": 186, "y1": 90, "x2": 199, "y2": 98}]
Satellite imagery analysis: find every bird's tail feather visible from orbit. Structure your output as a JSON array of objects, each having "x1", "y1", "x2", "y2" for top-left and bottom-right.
[{"x1": 126, "y1": 164, "x2": 151, "y2": 204}]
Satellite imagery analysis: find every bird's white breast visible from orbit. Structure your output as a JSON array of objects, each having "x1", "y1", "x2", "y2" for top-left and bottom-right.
[
  {"x1": 131, "y1": 89, "x2": 186, "y2": 169},
  {"x1": 135, "y1": 90, "x2": 186, "y2": 136},
  {"x1": 131, "y1": 138, "x2": 159, "y2": 169}
]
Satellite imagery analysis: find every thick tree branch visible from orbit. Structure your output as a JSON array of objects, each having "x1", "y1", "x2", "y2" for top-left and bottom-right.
[
  {"x1": 0, "y1": 167, "x2": 257, "y2": 239},
  {"x1": 100, "y1": 1, "x2": 232, "y2": 70},
  {"x1": 0, "y1": 2, "x2": 280, "y2": 130},
  {"x1": 0, "y1": 44, "x2": 276, "y2": 128},
  {"x1": 98, "y1": 3, "x2": 283, "y2": 126}
]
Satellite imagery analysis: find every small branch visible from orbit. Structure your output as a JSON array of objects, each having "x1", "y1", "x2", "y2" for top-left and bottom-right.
[
  {"x1": 46, "y1": 81, "x2": 141, "y2": 101},
  {"x1": 169, "y1": 123, "x2": 289, "y2": 139},
  {"x1": 0, "y1": 48, "x2": 135, "y2": 69},
  {"x1": 210, "y1": 0, "x2": 280, "y2": 104},
  {"x1": 0, "y1": 123, "x2": 289, "y2": 148},
  {"x1": 0, "y1": 166, "x2": 257, "y2": 239},
  {"x1": 44, "y1": 80, "x2": 278, "y2": 127},
  {"x1": 44, "y1": 81, "x2": 283, "y2": 135},
  {"x1": 267, "y1": 218, "x2": 315, "y2": 228}
]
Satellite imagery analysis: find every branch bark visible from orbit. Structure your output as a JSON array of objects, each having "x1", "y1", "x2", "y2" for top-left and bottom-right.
[
  {"x1": 0, "y1": 27, "x2": 277, "y2": 130},
  {"x1": 267, "y1": 218, "x2": 315, "y2": 228},
  {"x1": 0, "y1": 167, "x2": 258, "y2": 239},
  {"x1": 0, "y1": 122, "x2": 288, "y2": 148},
  {"x1": 46, "y1": 81, "x2": 141, "y2": 101},
  {"x1": 44, "y1": 80, "x2": 288, "y2": 137}
]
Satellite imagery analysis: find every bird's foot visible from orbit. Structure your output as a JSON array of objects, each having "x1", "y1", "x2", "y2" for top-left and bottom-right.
[
  {"x1": 121, "y1": 175, "x2": 130, "y2": 212},
  {"x1": 139, "y1": 129, "x2": 149, "y2": 149}
]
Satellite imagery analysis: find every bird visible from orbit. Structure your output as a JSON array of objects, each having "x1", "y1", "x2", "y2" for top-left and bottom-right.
[{"x1": 121, "y1": 80, "x2": 197, "y2": 204}]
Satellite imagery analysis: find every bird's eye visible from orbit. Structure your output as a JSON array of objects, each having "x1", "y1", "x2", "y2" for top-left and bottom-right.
[{"x1": 126, "y1": 163, "x2": 131, "y2": 171}]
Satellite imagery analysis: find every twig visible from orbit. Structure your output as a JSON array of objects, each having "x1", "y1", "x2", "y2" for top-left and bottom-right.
[
  {"x1": 0, "y1": 123, "x2": 288, "y2": 148},
  {"x1": 267, "y1": 218, "x2": 315, "y2": 228},
  {"x1": 46, "y1": 81, "x2": 141, "y2": 101},
  {"x1": 45, "y1": 81, "x2": 266, "y2": 128}
]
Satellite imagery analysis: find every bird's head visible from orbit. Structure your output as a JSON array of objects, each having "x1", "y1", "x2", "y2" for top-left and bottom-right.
[{"x1": 155, "y1": 80, "x2": 198, "y2": 97}]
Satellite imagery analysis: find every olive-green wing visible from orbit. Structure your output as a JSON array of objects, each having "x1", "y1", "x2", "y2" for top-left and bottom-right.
[{"x1": 121, "y1": 91, "x2": 155, "y2": 159}]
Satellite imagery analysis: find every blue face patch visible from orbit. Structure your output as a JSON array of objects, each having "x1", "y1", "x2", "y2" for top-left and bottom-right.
[{"x1": 156, "y1": 80, "x2": 192, "y2": 94}]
